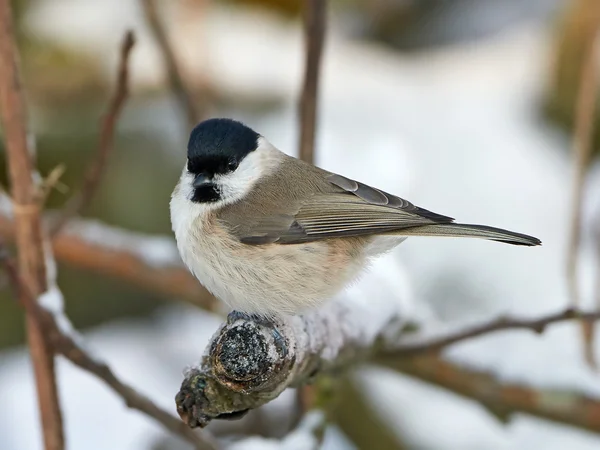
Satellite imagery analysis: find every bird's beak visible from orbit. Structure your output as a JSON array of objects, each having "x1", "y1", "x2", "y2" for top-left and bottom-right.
[{"x1": 192, "y1": 173, "x2": 211, "y2": 188}]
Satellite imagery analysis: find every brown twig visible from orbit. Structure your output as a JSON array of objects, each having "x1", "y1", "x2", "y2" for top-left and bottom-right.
[
  {"x1": 298, "y1": 0, "x2": 326, "y2": 164},
  {"x1": 51, "y1": 31, "x2": 135, "y2": 237},
  {"x1": 0, "y1": 211, "x2": 216, "y2": 310},
  {"x1": 565, "y1": 29, "x2": 600, "y2": 367},
  {"x1": 0, "y1": 1, "x2": 64, "y2": 449},
  {"x1": 390, "y1": 308, "x2": 600, "y2": 357},
  {"x1": 380, "y1": 354, "x2": 600, "y2": 433},
  {"x1": 294, "y1": 0, "x2": 327, "y2": 417},
  {"x1": 141, "y1": 0, "x2": 200, "y2": 128},
  {"x1": 0, "y1": 241, "x2": 218, "y2": 450}
]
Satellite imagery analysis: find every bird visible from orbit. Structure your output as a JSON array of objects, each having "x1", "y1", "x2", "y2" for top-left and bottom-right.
[{"x1": 170, "y1": 118, "x2": 541, "y2": 320}]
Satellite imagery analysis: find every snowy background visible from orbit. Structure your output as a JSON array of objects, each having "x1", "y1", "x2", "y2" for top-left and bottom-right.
[{"x1": 2, "y1": 0, "x2": 600, "y2": 448}]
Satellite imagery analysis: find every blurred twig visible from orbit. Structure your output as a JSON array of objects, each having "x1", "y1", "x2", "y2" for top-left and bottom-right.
[
  {"x1": 0, "y1": 1, "x2": 64, "y2": 448},
  {"x1": 332, "y1": 375, "x2": 407, "y2": 449},
  {"x1": 0, "y1": 241, "x2": 219, "y2": 450},
  {"x1": 0, "y1": 209, "x2": 215, "y2": 310},
  {"x1": 51, "y1": 31, "x2": 135, "y2": 237},
  {"x1": 294, "y1": 0, "x2": 327, "y2": 419},
  {"x1": 390, "y1": 307, "x2": 600, "y2": 356},
  {"x1": 566, "y1": 29, "x2": 600, "y2": 368},
  {"x1": 380, "y1": 354, "x2": 600, "y2": 433},
  {"x1": 298, "y1": 0, "x2": 326, "y2": 164},
  {"x1": 141, "y1": 0, "x2": 201, "y2": 128}
]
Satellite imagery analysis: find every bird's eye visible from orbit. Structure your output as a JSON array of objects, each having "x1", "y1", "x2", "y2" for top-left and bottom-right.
[{"x1": 227, "y1": 160, "x2": 238, "y2": 171}]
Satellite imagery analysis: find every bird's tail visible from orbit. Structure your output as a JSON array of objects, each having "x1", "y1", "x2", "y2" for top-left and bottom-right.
[{"x1": 388, "y1": 223, "x2": 541, "y2": 246}]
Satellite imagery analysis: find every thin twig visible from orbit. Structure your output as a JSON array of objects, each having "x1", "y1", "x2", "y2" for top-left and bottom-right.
[
  {"x1": 298, "y1": 0, "x2": 326, "y2": 164},
  {"x1": 51, "y1": 31, "x2": 135, "y2": 237},
  {"x1": 390, "y1": 308, "x2": 600, "y2": 357},
  {"x1": 565, "y1": 29, "x2": 600, "y2": 367},
  {"x1": 294, "y1": 0, "x2": 327, "y2": 417},
  {"x1": 0, "y1": 1, "x2": 64, "y2": 448},
  {"x1": 0, "y1": 241, "x2": 219, "y2": 450},
  {"x1": 141, "y1": 0, "x2": 200, "y2": 128},
  {"x1": 379, "y1": 354, "x2": 600, "y2": 433}
]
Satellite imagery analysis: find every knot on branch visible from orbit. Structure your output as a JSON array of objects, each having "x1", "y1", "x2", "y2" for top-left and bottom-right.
[
  {"x1": 176, "y1": 318, "x2": 296, "y2": 428},
  {"x1": 174, "y1": 296, "x2": 406, "y2": 429},
  {"x1": 211, "y1": 320, "x2": 290, "y2": 389}
]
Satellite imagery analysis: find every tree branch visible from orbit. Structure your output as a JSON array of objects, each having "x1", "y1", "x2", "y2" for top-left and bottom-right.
[
  {"x1": 379, "y1": 354, "x2": 600, "y2": 434},
  {"x1": 0, "y1": 1, "x2": 64, "y2": 448},
  {"x1": 175, "y1": 293, "x2": 600, "y2": 435},
  {"x1": 566, "y1": 25, "x2": 600, "y2": 368},
  {"x1": 51, "y1": 31, "x2": 135, "y2": 236},
  {"x1": 298, "y1": 0, "x2": 326, "y2": 164},
  {"x1": 175, "y1": 294, "x2": 407, "y2": 428},
  {"x1": 141, "y1": 0, "x2": 200, "y2": 128},
  {"x1": 566, "y1": 10, "x2": 600, "y2": 307},
  {"x1": 389, "y1": 307, "x2": 600, "y2": 356},
  {"x1": 0, "y1": 240, "x2": 219, "y2": 450}
]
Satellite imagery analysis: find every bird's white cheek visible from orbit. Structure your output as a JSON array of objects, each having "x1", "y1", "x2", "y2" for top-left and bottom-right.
[
  {"x1": 216, "y1": 159, "x2": 261, "y2": 203},
  {"x1": 215, "y1": 140, "x2": 282, "y2": 204},
  {"x1": 169, "y1": 172, "x2": 210, "y2": 242}
]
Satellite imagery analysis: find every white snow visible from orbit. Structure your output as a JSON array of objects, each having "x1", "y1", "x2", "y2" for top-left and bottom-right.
[
  {"x1": 0, "y1": 193, "x2": 13, "y2": 218},
  {"x1": 37, "y1": 286, "x2": 76, "y2": 338},
  {"x1": 38, "y1": 236, "x2": 81, "y2": 342}
]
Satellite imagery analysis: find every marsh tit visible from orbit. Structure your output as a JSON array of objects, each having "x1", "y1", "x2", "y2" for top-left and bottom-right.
[{"x1": 170, "y1": 118, "x2": 540, "y2": 319}]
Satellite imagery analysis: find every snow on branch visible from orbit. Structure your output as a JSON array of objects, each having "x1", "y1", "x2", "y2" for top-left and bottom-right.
[{"x1": 175, "y1": 278, "x2": 412, "y2": 428}]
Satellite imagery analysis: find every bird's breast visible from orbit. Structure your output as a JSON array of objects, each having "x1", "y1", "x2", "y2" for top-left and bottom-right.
[{"x1": 172, "y1": 208, "x2": 370, "y2": 317}]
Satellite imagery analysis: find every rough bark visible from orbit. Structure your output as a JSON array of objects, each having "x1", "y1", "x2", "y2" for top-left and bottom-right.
[{"x1": 176, "y1": 295, "x2": 407, "y2": 427}]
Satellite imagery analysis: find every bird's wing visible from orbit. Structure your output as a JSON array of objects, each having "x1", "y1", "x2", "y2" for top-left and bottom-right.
[{"x1": 222, "y1": 171, "x2": 455, "y2": 245}]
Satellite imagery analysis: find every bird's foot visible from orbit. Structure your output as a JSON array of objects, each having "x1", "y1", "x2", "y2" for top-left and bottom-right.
[{"x1": 227, "y1": 310, "x2": 287, "y2": 357}]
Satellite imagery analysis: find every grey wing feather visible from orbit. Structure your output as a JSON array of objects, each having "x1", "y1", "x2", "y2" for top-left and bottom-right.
[
  {"x1": 275, "y1": 195, "x2": 452, "y2": 244},
  {"x1": 233, "y1": 169, "x2": 454, "y2": 245},
  {"x1": 327, "y1": 174, "x2": 453, "y2": 221}
]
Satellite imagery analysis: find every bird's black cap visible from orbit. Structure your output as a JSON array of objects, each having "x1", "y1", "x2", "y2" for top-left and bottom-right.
[{"x1": 187, "y1": 118, "x2": 260, "y2": 176}]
